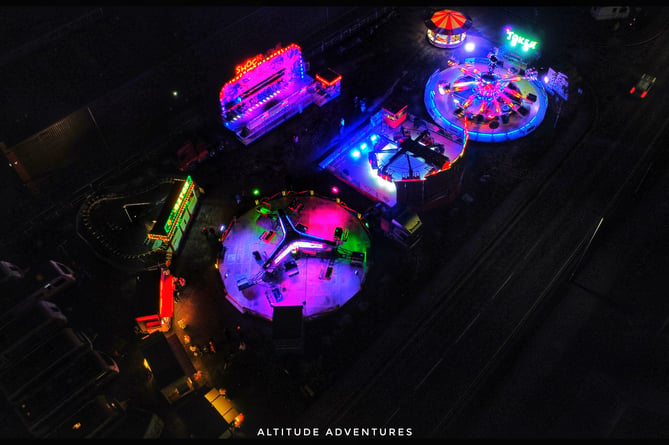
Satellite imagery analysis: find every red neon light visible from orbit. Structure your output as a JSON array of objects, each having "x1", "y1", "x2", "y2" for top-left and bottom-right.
[
  {"x1": 159, "y1": 270, "x2": 174, "y2": 318},
  {"x1": 640, "y1": 91, "x2": 647, "y2": 98},
  {"x1": 224, "y1": 43, "x2": 302, "y2": 89},
  {"x1": 315, "y1": 73, "x2": 342, "y2": 87},
  {"x1": 147, "y1": 181, "x2": 195, "y2": 242},
  {"x1": 235, "y1": 54, "x2": 264, "y2": 76}
]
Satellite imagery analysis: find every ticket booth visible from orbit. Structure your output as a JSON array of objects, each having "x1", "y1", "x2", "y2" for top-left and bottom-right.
[
  {"x1": 314, "y1": 68, "x2": 342, "y2": 106},
  {"x1": 381, "y1": 97, "x2": 408, "y2": 129}
]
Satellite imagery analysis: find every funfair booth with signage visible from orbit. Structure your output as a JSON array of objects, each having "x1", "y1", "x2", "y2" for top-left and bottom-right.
[
  {"x1": 499, "y1": 26, "x2": 541, "y2": 73},
  {"x1": 147, "y1": 175, "x2": 200, "y2": 258},
  {"x1": 220, "y1": 43, "x2": 341, "y2": 145},
  {"x1": 134, "y1": 268, "x2": 175, "y2": 335}
]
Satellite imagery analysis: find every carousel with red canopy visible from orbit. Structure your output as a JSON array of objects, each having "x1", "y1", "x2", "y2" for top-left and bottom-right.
[{"x1": 425, "y1": 9, "x2": 473, "y2": 48}]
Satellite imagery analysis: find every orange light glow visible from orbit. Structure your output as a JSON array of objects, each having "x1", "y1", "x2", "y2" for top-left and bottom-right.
[
  {"x1": 315, "y1": 73, "x2": 342, "y2": 87},
  {"x1": 234, "y1": 413, "x2": 245, "y2": 427},
  {"x1": 235, "y1": 54, "x2": 264, "y2": 76}
]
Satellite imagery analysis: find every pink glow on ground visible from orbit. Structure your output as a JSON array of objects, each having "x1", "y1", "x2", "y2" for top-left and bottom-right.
[
  {"x1": 297, "y1": 206, "x2": 347, "y2": 239},
  {"x1": 219, "y1": 193, "x2": 372, "y2": 321}
]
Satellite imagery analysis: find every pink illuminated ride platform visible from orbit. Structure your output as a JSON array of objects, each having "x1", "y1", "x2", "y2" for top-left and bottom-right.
[
  {"x1": 217, "y1": 190, "x2": 371, "y2": 321},
  {"x1": 220, "y1": 43, "x2": 341, "y2": 146}
]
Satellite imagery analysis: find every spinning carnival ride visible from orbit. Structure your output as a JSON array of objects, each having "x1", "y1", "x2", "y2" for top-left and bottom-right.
[{"x1": 425, "y1": 53, "x2": 548, "y2": 143}]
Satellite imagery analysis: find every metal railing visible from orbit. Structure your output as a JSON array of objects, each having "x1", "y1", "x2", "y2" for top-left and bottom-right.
[{"x1": 303, "y1": 7, "x2": 396, "y2": 60}]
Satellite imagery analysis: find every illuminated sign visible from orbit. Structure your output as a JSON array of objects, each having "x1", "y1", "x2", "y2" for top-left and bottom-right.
[
  {"x1": 504, "y1": 28, "x2": 538, "y2": 52},
  {"x1": 164, "y1": 175, "x2": 193, "y2": 233},
  {"x1": 148, "y1": 176, "x2": 195, "y2": 242},
  {"x1": 223, "y1": 44, "x2": 303, "y2": 90},
  {"x1": 235, "y1": 54, "x2": 264, "y2": 76},
  {"x1": 158, "y1": 269, "x2": 174, "y2": 318},
  {"x1": 315, "y1": 72, "x2": 342, "y2": 87}
]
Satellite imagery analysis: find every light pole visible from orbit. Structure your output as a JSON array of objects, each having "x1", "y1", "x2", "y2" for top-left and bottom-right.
[
  {"x1": 87, "y1": 106, "x2": 111, "y2": 153},
  {"x1": 553, "y1": 98, "x2": 562, "y2": 129}
]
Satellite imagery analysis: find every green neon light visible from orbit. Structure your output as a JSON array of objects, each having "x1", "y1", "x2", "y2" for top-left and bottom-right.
[
  {"x1": 164, "y1": 176, "x2": 194, "y2": 234},
  {"x1": 505, "y1": 28, "x2": 538, "y2": 52}
]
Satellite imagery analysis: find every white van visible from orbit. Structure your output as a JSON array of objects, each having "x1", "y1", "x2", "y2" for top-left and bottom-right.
[
  {"x1": 27, "y1": 260, "x2": 76, "y2": 300},
  {"x1": 0, "y1": 260, "x2": 24, "y2": 284},
  {"x1": 590, "y1": 6, "x2": 630, "y2": 21}
]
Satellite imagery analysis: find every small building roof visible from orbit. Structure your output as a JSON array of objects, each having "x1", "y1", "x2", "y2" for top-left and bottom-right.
[
  {"x1": 148, "y1": 179, "x2": 191, "y2": 239},
  {"x1": 272, "y1": 305, "x2": 304, "y2": 353},
  {"x1": 139, "y1": 332, "x2": 193, "y2": 388},
  {"x1": 382, "y1": 97, "x2": 408, "y2": 116},
  {"x1": 134, "y1": 270, "x2": 161, "y2": 318}
]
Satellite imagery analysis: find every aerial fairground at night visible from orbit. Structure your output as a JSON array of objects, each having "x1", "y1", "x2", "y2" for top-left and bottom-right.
[{"x1": 2, "y1": 5, "x2": 668, "y2": 440}]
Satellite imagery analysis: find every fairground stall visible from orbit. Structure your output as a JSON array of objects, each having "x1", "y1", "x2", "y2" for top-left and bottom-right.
[
  {"x1": 499, "y1": 26, "x2": 541, "y2": 74},
  {"x1": 147, "y1": 175, "x2": 200, "y2": 263},
  {"x1": 220, "y1": 43, "x2": 341, "y2": 145},
  {"x1": 134, "y1": 268, "x2": 175, "y2": 335}
]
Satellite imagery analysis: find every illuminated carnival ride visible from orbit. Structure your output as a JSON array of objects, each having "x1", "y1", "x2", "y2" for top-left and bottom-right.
[
  {"x1": 320, "y1": 98, "x2": 468, "y2": 209},
  {"x1": 425, "y1": 52, "x2": 548, "y2": 142},
  {"x1": 425, "y1": 9, "x2": 473, "y2": 49},
  {"x1": 218, "y1": 191, "x2": 371, "y2": 321}
]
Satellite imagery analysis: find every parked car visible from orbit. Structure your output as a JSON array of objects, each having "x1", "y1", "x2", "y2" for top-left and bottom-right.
[
  {"x1": 176, "y1": 139, "x2": 210, "y2": 171},
  {"x1": 629, "y1": 73, "x2": 656, "y2": 98}
]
